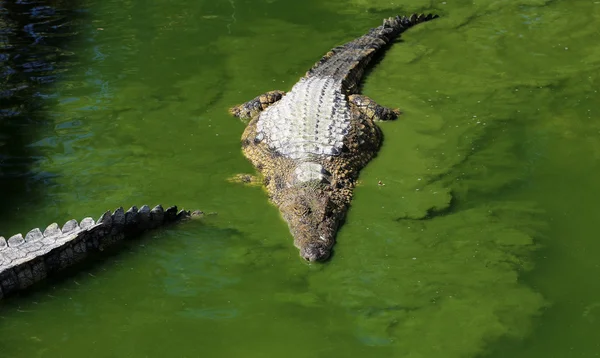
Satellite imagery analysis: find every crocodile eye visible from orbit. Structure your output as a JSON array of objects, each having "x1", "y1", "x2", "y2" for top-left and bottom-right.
[{"x1": 293, "y1": 205, "x2": 311, "y2": 216}]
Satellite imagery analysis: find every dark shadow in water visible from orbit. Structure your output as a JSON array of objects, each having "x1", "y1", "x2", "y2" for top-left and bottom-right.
[
  {"x1": 0, "y1": 0, "x2": 84, "y2": 224},
  {"x1": 0, "y1": 222, "x2": 241, "y2": 305}
]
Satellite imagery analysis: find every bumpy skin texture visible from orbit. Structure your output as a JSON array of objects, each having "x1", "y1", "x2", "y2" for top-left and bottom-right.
[
  {"x1": 239, "y1": 105, "x2": 382, "y2": 261},
  {"x1": 230, "y1": 14, "x2": 438, "y2": 262},
  {"x1": 0, "y1": 205, "x2": 201, "y2": 300},
  {"x1": 229, "y1": 91, "x2": 285, "y2": 119}
]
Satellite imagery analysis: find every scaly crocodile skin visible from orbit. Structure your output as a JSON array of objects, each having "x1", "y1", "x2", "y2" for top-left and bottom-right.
[{"x1": 230, "y1": 14, "x2": 438, "y2": 262}]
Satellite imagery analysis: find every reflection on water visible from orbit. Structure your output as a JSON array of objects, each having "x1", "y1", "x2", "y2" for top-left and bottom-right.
[{"x1": 0, "y1": 0, "x2": 82, "y2": 219}]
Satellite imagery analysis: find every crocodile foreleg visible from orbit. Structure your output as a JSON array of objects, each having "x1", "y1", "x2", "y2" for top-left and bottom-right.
[
  {"x1": 348, "y1": 94, "x2": 401, "y2": 121},
  {"x1": 229, "y1": 90, "x2": 285, "y2": 120},
  {"x1": 226, "y1": 173, "x2": 262, "y2": 187},
  {"x1": 0, "y1": 204, "x2": 201, "y2": 300}
]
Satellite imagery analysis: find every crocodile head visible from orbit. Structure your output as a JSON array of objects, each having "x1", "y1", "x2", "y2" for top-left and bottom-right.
[{"x1": 279, "y1": 185, "x2": 339, "y2": 262}]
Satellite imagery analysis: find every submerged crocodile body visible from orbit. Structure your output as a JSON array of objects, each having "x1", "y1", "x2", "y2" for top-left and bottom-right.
[
  {"x1": 0, "y1": 205, "x2": 201, "y2": 299},
  {"x1": 230, "y1": 14, "x2": 438, "y2": 262}
]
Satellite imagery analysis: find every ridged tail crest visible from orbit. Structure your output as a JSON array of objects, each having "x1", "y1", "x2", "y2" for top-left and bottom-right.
[
  {"x1": 306, "y1": 13, "x2": 439, "y2": 93},
  {"x1": 0, "y1": 204, "x2": 201, "y2": 300}
]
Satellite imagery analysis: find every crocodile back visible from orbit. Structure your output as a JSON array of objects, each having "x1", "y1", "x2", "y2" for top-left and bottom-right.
[{"x1": 256, "y1": 76, "x2": 350, "y2": 161}]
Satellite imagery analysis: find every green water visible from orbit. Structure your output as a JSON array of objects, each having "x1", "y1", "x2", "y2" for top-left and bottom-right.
[{"x1": 1, "y1": 0, "x2": 599, "y2": 357}]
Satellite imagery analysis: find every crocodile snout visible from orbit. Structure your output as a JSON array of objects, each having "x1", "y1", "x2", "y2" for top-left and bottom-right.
[{"x1": 300, "y1": 242, "x2": 331, "y2": 262}]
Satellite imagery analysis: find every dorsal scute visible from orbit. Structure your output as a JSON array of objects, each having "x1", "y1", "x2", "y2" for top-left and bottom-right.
[
  {"x1": 256, "y1": 76, "x2": 350, "y2": 160},
  {"x1": 293, "y1": 162, "x2": 330, "y2": 184}
]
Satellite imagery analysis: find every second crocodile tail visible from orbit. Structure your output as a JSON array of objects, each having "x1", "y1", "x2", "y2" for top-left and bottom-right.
[{"x1": 0, "y1": 204, "x2": 201, "y2": 300}]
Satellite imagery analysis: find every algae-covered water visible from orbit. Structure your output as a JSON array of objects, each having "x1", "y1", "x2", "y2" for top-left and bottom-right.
[{"x1": 1, "y1": 0, "x2": 599, "y2": 357}]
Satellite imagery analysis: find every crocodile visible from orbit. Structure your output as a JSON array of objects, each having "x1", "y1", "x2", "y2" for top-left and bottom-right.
[
  {"x1": 0, "y1": 205, "x2": 202, "y2": 299},
  {"x1": 229, "y1": 13, "x2": 438, "y2": 262}
]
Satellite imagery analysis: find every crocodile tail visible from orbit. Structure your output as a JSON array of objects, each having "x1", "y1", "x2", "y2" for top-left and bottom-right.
[
  {"x1": 306, "y1": 13, "x2": 439, "y2": 92},
  {"x1": 0, "y1": 204, "x2": 201, "y2": 300}
]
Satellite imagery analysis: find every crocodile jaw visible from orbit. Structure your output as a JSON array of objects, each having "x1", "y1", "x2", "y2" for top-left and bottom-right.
[
  {"x1": 277, "y1": 184, "x2": 339, "y2": 262},
  {"x1": 291, "y1": 214, "x2": 337, "y2": 262},
  {"x1": 299, "y1": 240, "x2": 331, "y2": 262}
]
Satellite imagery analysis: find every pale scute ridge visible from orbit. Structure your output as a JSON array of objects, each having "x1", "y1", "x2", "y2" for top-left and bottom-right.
[
  {"x1": 256, "y1": 76, "x2": 351, "y2": 160},
  {"x1": 294, "y1": 162, "x2": 328, "y2": 183}
]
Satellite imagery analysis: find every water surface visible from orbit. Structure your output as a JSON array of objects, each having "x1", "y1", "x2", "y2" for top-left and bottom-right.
[{"x1": 1, "y1": 0, "x2": 599, "y2": 357}]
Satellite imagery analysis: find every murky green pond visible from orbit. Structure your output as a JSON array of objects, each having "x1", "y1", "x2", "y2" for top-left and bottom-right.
[{"x1": 1, "y1": 0, "x2": 599, "y2": 356}]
